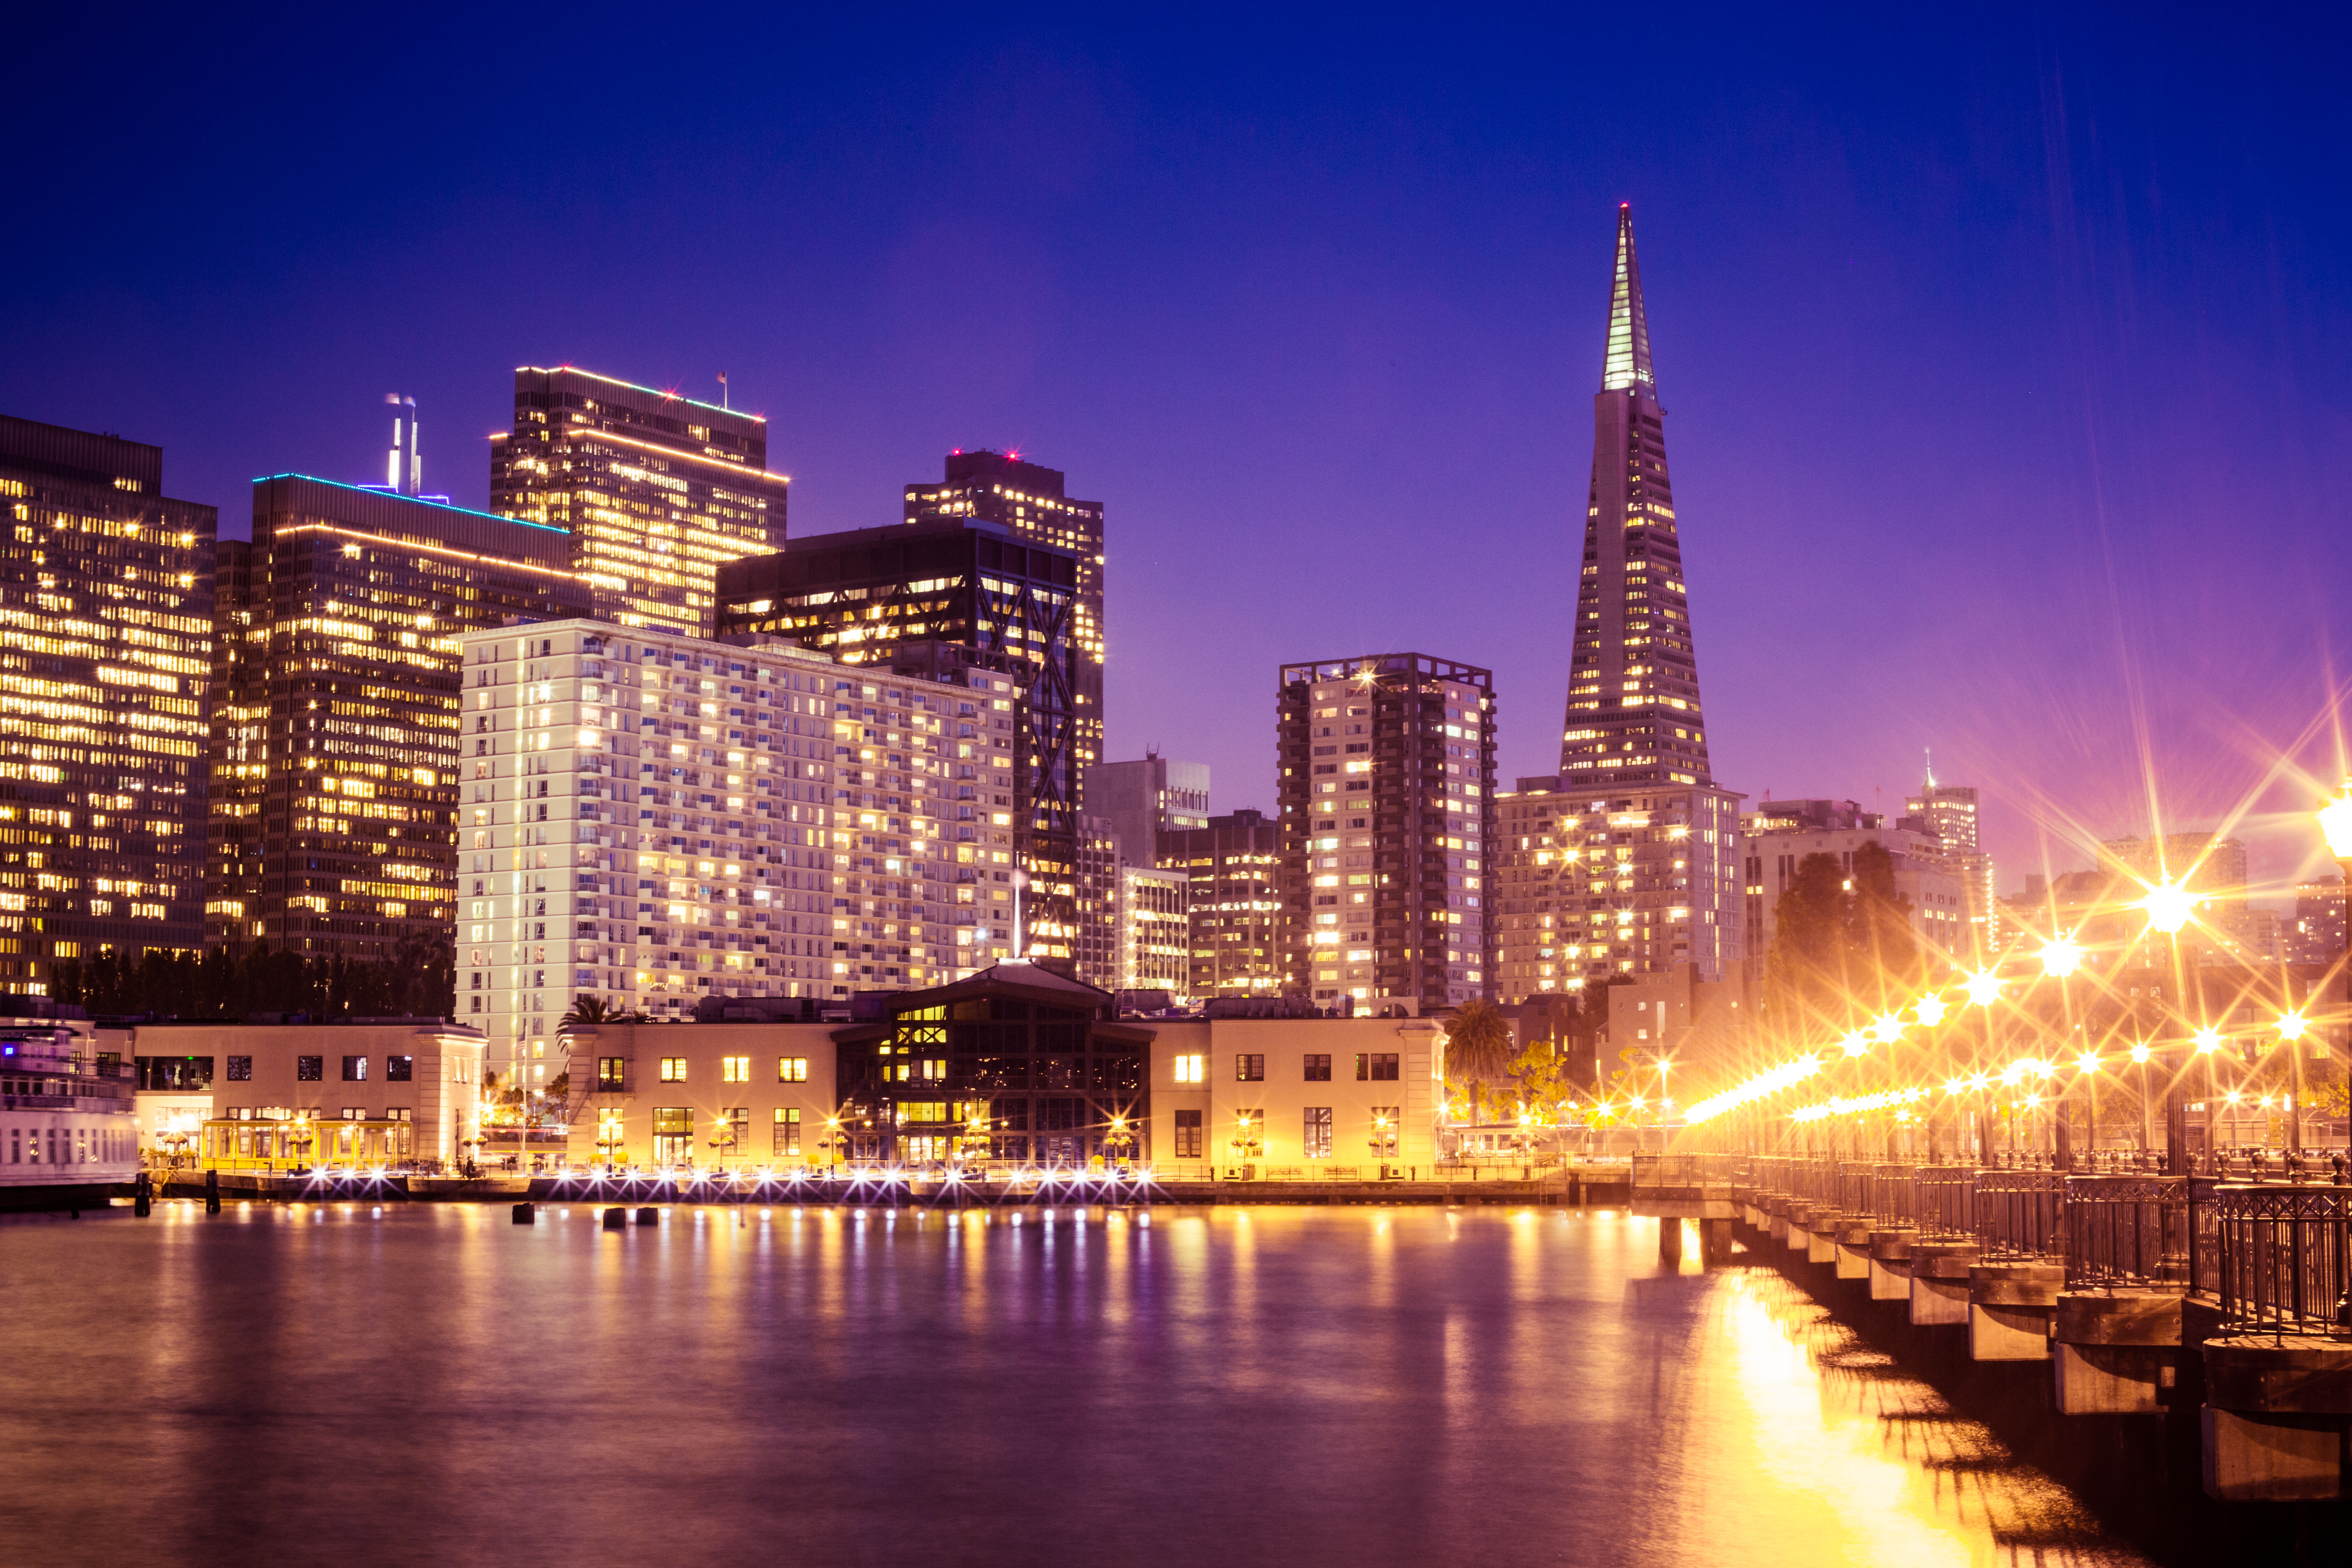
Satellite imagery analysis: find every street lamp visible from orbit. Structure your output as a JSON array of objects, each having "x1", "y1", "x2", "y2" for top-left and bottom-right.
[
  {"x1": 2131, "y1": 1042, "x2": 2154, "y2": 1154},
  {"x1": 2194, "y1": 1027, "x2": 2224, "y2": 1169},
  {"x1": 2278, "y1": 1011, "x2": 2310, "y2": 1155}
]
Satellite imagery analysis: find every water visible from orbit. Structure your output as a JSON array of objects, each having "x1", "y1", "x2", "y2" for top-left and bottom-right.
[{"x1": 8, "y1": 1202, "x2": 2153, "y2": 1566}]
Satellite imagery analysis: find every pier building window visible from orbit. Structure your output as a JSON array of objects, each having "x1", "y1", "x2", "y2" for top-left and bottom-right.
[
  {"x1": 226, "y1": 1057, "x2": 252, "y2": 1082},
  {"x1": 660, "y1": 1057, "x2": 688, "y2": 1082},
  {"x1": 1304, "y1": 1106, "x2": 1334, "y2": 1158},
  {"x1": 1302, "y1": 1054, "x2": 1331, "y2": 1082},
  {"x1": 719, "y1": 1107, "x2": 748, "y2": 1152},
  {"x1": 721, "y1": 1056, "x2": 750, "y2": 1083},
  {"x1": 652, "y1": 1106, "x2": 693, "y2": 1164},
  {"x1": 1172, "y1": 1053, "x2": 1204, "y2": 1084},
  {"x1": 598, "y1": 1057, "x2": 627, "y2": 1089},
  {"x1": 1235, "y1": 1054, "x2": 1264, "y2": 1082},
  {"x1": 1369, "y1": 1108, "x2": 1401, "y2": 1158},
  {"x1": 1355, "y1": 1052, "x2": 1399, "y2": 1081},
  {"x1": 297, "y1": 1056, "x2": 323, "y2": 1082},
  {"x1": 386, "y1": 1057, "x2": 413, "y2": 1082},
  {"x1": 342, "y1": 1057, "x2": 368, "y2": 1082},
  {"x1": 1174, "y1": 1109, "x2": 1202, "y2": 1158},
  {"x1": 777, "y1": 1056, "x2": 808, "y2": 1082},
  {"x1": 773, "y1": 1107, "x2": 802, "y2": 1155}
]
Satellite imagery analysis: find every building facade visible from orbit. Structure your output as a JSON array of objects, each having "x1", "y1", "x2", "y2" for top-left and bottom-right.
[
  {"x1": 455, "y1": 617, "x2": 1018, "y2": 1085},
  {"x1": 904, "y1": 450, "x2": 1104, "y2": 794},
  {"x1": 1551, "y1": 206, "x2": 1743, "y2": 984},
  {"x1": 121, "y1": 1018, "x2": 485, "y2": 1171},
  {"x1": 489, "y1": 366, "x2": 790, "y2": 637},
  {"x1": 1905, "y1": 773, "x2": 1995, "y2": 961},
  {"x1": 206, "y1": 477, "x2": 595, "y2": 962},
  {"x1": 1083, "y1": 754, "x2": 1208, "y2": 867},
  {"x1": 1738, "y1": 807, "x2": 1970, "y2": 961},
  {"x1": 714, "y1": 519, "x2": 1083, "y2": 969},
  {"x1": 2288, "y1": 879, "x2": 2346, "y2": 965},
  {"x1": 1277, "y1": 653, "x2": 1496, "y2": 1010},
  {"x1": 1117, "y1": 863, "x2": 1190, "y2": 994},
  {"x1": 1492, "y1": 777, "x2": 1571, "y2": 1003},
  {"x1": 1157, "y1": 809, "x2": 1282, "y2": 1000},
  {"x1": 0, "y1": 417, "x2": 216, "y2": 992}
]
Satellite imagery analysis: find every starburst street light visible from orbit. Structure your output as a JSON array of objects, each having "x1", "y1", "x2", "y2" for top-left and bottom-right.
[
  {"x1": 1869, "y1": 1013, "x2": 1905, "y2": 1044},
  {"x1": 2193, "y1": 1027, "x2": 2223, "y2": 1054},
  {"x1": 2130, "y1": 1044, "x2": 2152, "y2": 1065},
  {"x1": 2279, "y1": 1012, "x2": 2310, "y2": 1042},
  {"x1": 2139, "y1": 880, "x2": 2199, "y2": 934},
  {"x1": 1913, "y1": 993, "x2": 1949, "y2": 1028},
  {"x1": 2041, "y1": 937, "x2": 2084, "y2": 978},
  {"x1": 2075, "y1": 1052, "x2": 2100, "y2": 1075},
  {"x1": 2320, "y1": 780, "x2": 2352, "y2": 858},
  {"x1": 1963, "y1": 970, "x2": 2003, "y2": 1007}
]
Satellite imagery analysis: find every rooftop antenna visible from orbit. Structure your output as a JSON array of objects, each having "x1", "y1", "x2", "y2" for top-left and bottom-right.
[
  {"x1": 1924, "y1": 746, "x2": 1935, "y2": 788},
  {"x1": 384, "y1": 394, "x2": 419, "y2": 495},
  {"x1": 717, "y1": 372, "x2": 729, "y2": 410}
]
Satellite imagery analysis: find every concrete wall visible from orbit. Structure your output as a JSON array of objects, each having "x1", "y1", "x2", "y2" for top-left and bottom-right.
[{"x1": 1148, "y1": 1017, "x2": 1444, "y2": 1175}]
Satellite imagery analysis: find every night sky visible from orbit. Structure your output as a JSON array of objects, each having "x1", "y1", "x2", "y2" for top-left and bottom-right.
[{"x1": 7, "y1": 8, "x2": 2347, "y2": 905}]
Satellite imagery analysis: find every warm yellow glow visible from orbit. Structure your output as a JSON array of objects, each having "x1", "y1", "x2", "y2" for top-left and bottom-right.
[
  {"x1": 2320, "y1": 781, "x2": 2352, "y2": 858},
  {"x1": 2139, "y1": 880, "x2": 2198, "y2": 934},
  {"x1": 1963, "y1": 970, "x2": 2003, "y2": 1007},
  {"x1": 1840, "y1": 1031, "x2": 1869, "y2": 1058},
  {"x1": 2074, "y1": 1052, "x2": 2100, "y2": 1075},
  {"x1": 1683, "y1": 1054, "x2": 1824, "y2": 1125},
  {"x1": 2193, "y1": 1027, "x2": 2223, "y2": 1054},
  {"x1": 1913, "y1": 993, "x2": 1948, "y2": 1028},
  {"x1": 2040, "y1": 937, "x2": 2083, "y2": 977},
  {"x1": 2279, "y1": 1012, "x2": 2309, "y2": 1042},
  {"x1": 2130, "y1": 1044, "x2": 2152, "y2": 1065},
  {"x1": 1869, "y1": 1014, "x2": 1904, "y2": 1044}
]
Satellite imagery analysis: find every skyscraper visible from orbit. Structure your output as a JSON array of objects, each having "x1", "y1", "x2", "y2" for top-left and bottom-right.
[
  {"x1": 1084, "y1": 754, "x2": 1210, "y2": 868},
  {"x1": 715, "y1": 519, "x2": 1083, "y2": 969},
  {"x1": 1156, "y1": 809, "x2": 1283, "y2": 1000},
  {"x1": 904, "y1": 451, "x2": 1104, "y2": 785},
  {"x1": 1905, "y1": 770, "x2": 1994, "y2": 961},
  {"x1": 207, "y1": 477, "x2": 595, "y2": 963},
  {"x1": 0, "y1": 416, "x2": 216, "y2": 993},
  {"x1": 1278, "y1": 654, "x2": 1496, "y2": 1011},
  {"x1": 1552, "y1": 206, "x2": 1743, "y2": 982},
  {"x1": 489, "y1": 366, "x2": 790, "y2": 636}
]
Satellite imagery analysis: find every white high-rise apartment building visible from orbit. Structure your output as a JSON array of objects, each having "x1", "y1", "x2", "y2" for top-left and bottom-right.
[{"x1": 456, "y1": 618, "x2": 1018, "y2": 1083}]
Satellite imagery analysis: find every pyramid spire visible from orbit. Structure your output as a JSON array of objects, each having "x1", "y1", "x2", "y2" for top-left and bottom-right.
[{"x1": 1600, "y1": 203, "x2": 1655, "y2": 396}]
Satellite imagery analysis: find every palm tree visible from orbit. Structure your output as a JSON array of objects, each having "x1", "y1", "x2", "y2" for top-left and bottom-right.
[
  {"x1": 1444, "y1": 999, "x2": 1515, "y2": 1125},
  {"x1": 559, "y1": 994, "x2": 618, "y2": 1032}
]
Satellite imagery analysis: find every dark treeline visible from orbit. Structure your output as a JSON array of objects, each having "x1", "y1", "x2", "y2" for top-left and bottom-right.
[{"x1": 49, "y1": 934, "x2": 456, "y2": 1021}]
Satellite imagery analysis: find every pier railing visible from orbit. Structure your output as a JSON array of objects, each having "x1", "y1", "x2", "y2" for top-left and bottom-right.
[
  {"x1": 1974, "y1": 1166, "x2": 2063, "y2": 1259},
  {"x1": 1834, "y1": 1161, "x2": 1876, "y2": 1219},
  {"x1": 1915, "y1": 1165, "x2": 1975, "y2": 1239},
  {"x1": 2211, "y1": 1182, "x2": 2352, "y2": 1335},
  {"x1": 1871, "y1": 1162, "x2": 1918, "y2": 1227},
  {"x1": 2062, "y1": 1174, "x2": 2188, "y2": 1289}
]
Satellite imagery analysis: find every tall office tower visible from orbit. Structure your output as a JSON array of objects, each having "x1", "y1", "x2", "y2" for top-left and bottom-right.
[
  {"x1": 456, "y1": 618, "x2": 1015, "y2": 1082},
  {"x1": 1157, "y1": 808, "x2": 1283, "y2": 1000},
  {"x1": 716, "y1": 519, "x2": 1083, "y2": 971},
  {"x1": 0, "y1": 416, "x2": 216, "y2": 993},
  {"x1": 1493, "y1": 777, "x2": 1571, "y2": 1002},
  {"x1": 1084, "y1": 754, "x2": 1209, "y2": 868},
  {"x1": 206, "y1": 477, "x2": 594, "y2": 964},
  {"x1": 2288, "y1": 880, "x2": 2346, "y2": 965},
  {"x1": 1074, "y1": 814, "x2": 1121, "y2": 988},
  {"x1": 904, "y1": 450, "x2": 1104, "y2": 785},
  {"x1": 1115, "y1": 863, "x2": 1190, "y2": 995},
  {"x1": 1905, "y1": 771, "x2": 1995, "y2": 961},
  {"x1": 489, "y1": 366, "x2": 790, "y2": 636},
  {"x1": 1277, "y1": 654, "x2": 1496, "y2": 1010},
  {"x1": 1553, "y1": 205, "x2": 1743, "y2": 982}
]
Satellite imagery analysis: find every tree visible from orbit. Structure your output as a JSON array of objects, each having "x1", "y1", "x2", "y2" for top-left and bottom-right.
[
  {"x1": 559, "y1": 994, "x2": 619, "y2": 1032},
  {"x1": 1444, "y1": 999, "x2": 1515, "y2": 1125}
]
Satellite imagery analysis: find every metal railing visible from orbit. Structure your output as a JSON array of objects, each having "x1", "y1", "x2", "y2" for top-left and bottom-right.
[
  {"x1": 1974, "y1": 1166, "x2": 2063, "y2": 1259},
  {"x1": 1871, "y1": 1162, "x2": 1918, "y2": 1227},
  {"x1": 2211, "y1": 1182, "x2": 2352, "y2": 1335},
  {"x1": 2063, "y1": 1174, "x2": 2187, "y2": 1289},
  {"x1": 1915, "y1": 1165, "x2": 1976, "y2": 1239},
  {"x1": 1833, "y1": 1161, "x2": 1876, "y2": 1219}
]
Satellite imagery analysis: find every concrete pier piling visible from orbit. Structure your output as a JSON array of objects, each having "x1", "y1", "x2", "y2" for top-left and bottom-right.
[
  {"x1": 1967, "y1": 1260, "x2": 2066, "y2": 1360},
  {"x1": 1866, "y1": 1226, "x2": 1915, "y2": 1300},
  {"x1": 1832, "y1": 1216, "x2": 1873, "y2": 1281},
  {"x1": 1908, "y1": 1239, "x2": 1981, "y2": 1326},
  {"x1": 2201, "y1": 1336, "x2": 2352, "y2": 1501},
  {"x1": 2050, "y1": 1288, "x2": 2183, "y2": 1415},
  {"x1": 1805, "y1": 1208, "x2": 1842, "y2": 1266}
]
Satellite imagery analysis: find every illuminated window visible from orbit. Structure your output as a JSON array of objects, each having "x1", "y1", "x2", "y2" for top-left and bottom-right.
[
  {"x1": 1235, "y1": 1054, "x2": 1264, "y2": 1082},
  {"x1": 659, "y1": 1057, "x2": 687, "y2": 1082},
  {"x1": 1172, "y1": 1053, "x2": 1204, "y2": 1084},
  {"x1": 1303, "y1": 1106, "x2": 1334, "y2": 1159},
  {"x1": 773, "y1": 1106, "x2": 802, "y2": 1156},
  {"x1": 777, "y1": 1055, "x2": 808, "y2": 1082},
  {"x1": 721, "y1": 1055, "x2": 750, "y2": 1083},
  {"x1": 598, "y1": 1057, "x2": 627, "y2": 1089}
]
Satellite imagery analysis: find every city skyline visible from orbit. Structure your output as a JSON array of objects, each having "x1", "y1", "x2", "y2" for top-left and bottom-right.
[{"x1": 5, "y1": 14, "x2": 2349, "y2": 914}]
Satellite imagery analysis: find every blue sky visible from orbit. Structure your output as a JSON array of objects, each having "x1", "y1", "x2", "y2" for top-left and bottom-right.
[{"x1": 6, "y1": 5, "x2": 2347, "y2": 901}]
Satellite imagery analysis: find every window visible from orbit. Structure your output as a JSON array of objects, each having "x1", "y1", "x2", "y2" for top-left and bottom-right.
[
  {"x1": 777, "y1": 1056, "x2": 808, "y2": 1082},
  {"x1": 1355, "y1": 1052, "x2": 1399, "y2": 1082},
  {"x1": 652, "y1": 1106, "x2": 693, "y2": 1164},
  {"x1": 1304, "y1": 1107, "x2": 1334, "y2": 1159},
  {"x1": 341, "y1": 1057, "x2": 368, "y2": 1082},
  {"x1": 296, "y1": 1055, "x2": 323, "y2": 1082},
  {"x1": 226, "y1": 1056, "x2": 252, "y2": 1082},
  {"x1": 598, "y1": 1057, "x2": 627, "y2": 1089},
  {"x1": 1174, "y1": 1109, "x2": 1203, "y2": 1159},
  {"x1": 1235, "y1": 1054, "x2": 1264, "y2": 1082},
  {"x1": 1302, "y1": 1054, "x2": 1331, "y2": 1082},
  {"x1": 386, "y1": 1055, "x2": 413, "y2": 1082},
  {"x1": 718, "y1": 1106, "x2": 749, "y2": 1151},
  {"x1": 1369, "y1": 1106, "x2": 1401, "y2": 1157},
  {"x1": 1231, "y1": 1109, "x2": 1264, "y2": 1158},
  {"x1": 721, "y1": 1055, "x2": 750, "y2": 1083},
  {"x1": 773, "y1": 1107, "x2": 802, "y2": 1156},
  {"x1": 596, "y1": 1107, "x2": 626, "y2": 1151},
  {"x1": 660, "y1": 1057, "x2": 687, "y2": 1082},
  {"x1": 1172, "y1": 1053, "x2": 1204, "y2": 1084}
]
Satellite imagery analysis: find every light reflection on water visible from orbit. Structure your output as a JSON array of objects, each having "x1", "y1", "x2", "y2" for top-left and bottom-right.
[{"x1": 6, "y1": 1203, "x2": 2151, "y2": 1567}]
